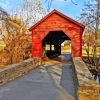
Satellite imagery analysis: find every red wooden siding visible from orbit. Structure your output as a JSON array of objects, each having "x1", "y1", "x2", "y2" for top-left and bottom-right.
[{"x1": 29, "y1": 10, "x2": 85, "y2": 58}]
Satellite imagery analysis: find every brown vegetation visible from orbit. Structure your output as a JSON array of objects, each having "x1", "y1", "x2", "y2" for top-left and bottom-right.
[
  {"x1": 0, "y1": 0, "x2": 45, "y2": 68},
  {"x1": 0, "y1": 19, "x2": 32, "y2": 67}
]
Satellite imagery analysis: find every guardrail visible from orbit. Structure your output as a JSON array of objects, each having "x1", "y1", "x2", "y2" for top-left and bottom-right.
[
  {"x1": 72, "y1": 57, "x2": 100, "y2": 100},
  {"x1": 0, "y1": 58, "x2": 40, "y2": 86}
]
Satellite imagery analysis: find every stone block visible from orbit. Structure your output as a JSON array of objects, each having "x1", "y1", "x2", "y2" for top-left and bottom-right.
[{"x1": 0, "y1": 58, "x2": 40, "y2": 86}]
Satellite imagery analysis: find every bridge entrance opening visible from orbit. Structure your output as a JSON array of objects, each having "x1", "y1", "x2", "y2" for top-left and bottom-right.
[
  {"x1": 61, "y1": 40, "x2": 71, "y2": 54},
  {"x1": 42, "y1": 31, "x2": 71, "y2": 58}
]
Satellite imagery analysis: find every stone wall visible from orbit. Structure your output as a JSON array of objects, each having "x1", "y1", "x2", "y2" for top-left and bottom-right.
[
  {"x1": 0, "y1": 58, "x2": 40, "y2": 86},
  {"x1": 73, "y1": 57, "x2": 100, "y2": 100}
]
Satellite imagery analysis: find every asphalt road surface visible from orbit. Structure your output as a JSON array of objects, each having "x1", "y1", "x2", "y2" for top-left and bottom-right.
[{"x1": 0, "y1": 54, "x2": 76, "y2": 100}]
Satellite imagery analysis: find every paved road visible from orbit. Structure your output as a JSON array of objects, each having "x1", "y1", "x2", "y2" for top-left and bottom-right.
[{"x1": 0, "y1": 54, "x2": 76, "y2": 100}]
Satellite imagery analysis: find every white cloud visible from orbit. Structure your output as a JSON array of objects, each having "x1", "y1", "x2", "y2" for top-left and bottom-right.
[
  {"x1": 55, "y1": 0, "x2": 64, "y2": 2},
  {"x1": 53, "y1": 0, "x2": 71, "y2": 3}
]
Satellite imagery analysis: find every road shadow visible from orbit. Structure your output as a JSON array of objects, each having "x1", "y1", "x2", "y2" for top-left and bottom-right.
[{"x1": 41, "y1": 54, "x2": 76, "y2": 99}]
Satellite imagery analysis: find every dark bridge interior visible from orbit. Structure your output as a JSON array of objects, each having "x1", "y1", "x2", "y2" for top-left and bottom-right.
[{"x1": 42, "y1": 31, "x2": 71, "y2": 58}]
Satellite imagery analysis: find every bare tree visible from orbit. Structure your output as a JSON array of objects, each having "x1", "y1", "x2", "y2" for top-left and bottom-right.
[
  {"x1": 79, "y1": 0, "x2": 100, "y2": 83},
  {"x1": 12, "y1": 0, "x2": 46, "y2": 27},
  {"x1": 45, "y1": 0, "x2": 77, "y2": 11}
]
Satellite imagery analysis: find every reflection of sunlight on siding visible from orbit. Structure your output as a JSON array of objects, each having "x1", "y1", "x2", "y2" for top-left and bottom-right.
[
  {"x1": 45, "y1": 44, "x2": 50, "y2": 50},
  {"x1": 51, "y1": 45, "x2": 54, "y2": 51},
  {"x1": 45, "y1": 45, "x2": 55, "y2": 51}
]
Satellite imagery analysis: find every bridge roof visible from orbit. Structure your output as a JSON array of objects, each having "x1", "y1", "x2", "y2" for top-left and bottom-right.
[{"x1": 29, "y1": 9, "x2": 85, "y2": 31}]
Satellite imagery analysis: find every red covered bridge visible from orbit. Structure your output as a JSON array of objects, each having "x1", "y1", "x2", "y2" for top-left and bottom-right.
[{"x1": 29, "y1": 10, "x2": 85, "y2": 58}]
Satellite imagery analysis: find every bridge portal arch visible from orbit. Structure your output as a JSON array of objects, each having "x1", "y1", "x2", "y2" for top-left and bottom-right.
[{"x1": 42, "y1": 30, "x2": 71, "y2": 58}]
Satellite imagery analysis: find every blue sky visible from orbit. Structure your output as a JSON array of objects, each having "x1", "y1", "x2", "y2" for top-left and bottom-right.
[{"x1": 0, "y1": 0, "x2": 87, "y2": 19}]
